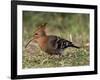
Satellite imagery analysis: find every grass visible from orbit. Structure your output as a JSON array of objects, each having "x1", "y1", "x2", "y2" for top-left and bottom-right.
[
  {"x1": 23, "y1": 47, "x2": 89, "y2": 69},
  {"x1": 22, "y1": 11, "x2": 89, "y2": 69}
]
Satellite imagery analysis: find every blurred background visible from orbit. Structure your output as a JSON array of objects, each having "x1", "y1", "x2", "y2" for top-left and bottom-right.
[{"x1": 22, "y1": 11, "x2": 90, "y2": 69}]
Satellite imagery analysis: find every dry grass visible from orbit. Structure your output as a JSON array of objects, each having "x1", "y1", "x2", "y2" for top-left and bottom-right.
[{"x1": 23, "y1": 46, "x2": 89, "y2": 69}]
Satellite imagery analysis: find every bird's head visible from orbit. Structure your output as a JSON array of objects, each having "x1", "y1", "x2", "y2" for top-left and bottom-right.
[
  {"x1": 25, "y1": 23, "x2": 47, "y2": 48},
  {"x1": 33, "y1": 23, "x2": 47, "y2": 40}
]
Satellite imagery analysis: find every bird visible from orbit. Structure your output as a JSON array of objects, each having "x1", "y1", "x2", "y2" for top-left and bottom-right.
[{"x1": 25, "y1": 23, "x2": 80, "y2": 55}]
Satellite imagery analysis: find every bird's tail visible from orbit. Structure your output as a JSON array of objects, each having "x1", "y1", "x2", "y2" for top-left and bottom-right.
[
  {"x1": 69, "y1": 43, "x2": 80, "y2": 48},
  {"x1": 71, "y1": 44, "x2": 80, "y2": 48}
]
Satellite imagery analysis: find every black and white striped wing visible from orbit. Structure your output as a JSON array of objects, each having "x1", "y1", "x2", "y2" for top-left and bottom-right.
[
  {"x1": 55, "y1": 37, "x2": 72, "y2": 49},
  {"x1": 48, "y1": 36, "x2": 72, "y2": 50}
]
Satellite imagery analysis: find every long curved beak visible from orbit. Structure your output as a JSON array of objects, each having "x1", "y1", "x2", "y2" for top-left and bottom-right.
[{"x1": 25, "y1": 38, "x2": 34, "y2": 48}]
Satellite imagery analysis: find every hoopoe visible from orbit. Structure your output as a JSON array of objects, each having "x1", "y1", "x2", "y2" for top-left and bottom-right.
[{"x1": 25, "y1": 23, "x2": 80, "y2": 55}]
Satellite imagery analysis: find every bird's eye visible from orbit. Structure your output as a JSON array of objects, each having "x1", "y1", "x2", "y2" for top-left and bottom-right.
[{"x1": 35, "y1": 33, "x2": 38, "y2": 35}]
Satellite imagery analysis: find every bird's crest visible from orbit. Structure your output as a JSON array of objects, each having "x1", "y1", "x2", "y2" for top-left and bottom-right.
[{"x1": 37, "y1": 23, "x2": 47, "y2": 31}]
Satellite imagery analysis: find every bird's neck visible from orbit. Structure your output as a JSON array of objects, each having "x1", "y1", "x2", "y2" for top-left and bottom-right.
[{"x1": 36, "y1": 36, "x2": 48, "y2": 49}]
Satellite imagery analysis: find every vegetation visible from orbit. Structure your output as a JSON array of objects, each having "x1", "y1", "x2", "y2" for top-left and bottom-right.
[{"x1": 22, "y1": 11, "x2": 89, "y2": 69}]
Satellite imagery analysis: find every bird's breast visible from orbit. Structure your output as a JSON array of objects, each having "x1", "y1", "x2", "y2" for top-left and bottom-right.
[{"x1": 36, "y1": 37, "x2": 48, "y2": 50}]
